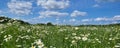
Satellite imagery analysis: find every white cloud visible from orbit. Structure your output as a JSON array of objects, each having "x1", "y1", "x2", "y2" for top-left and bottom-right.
[
  {"x1": 39, "y1": 11, "x2": 69, "y2": 18},
  {"x1": 113, "y1": 15, "x2": 120, "y2": 21},
  {"x1": 93, "y1": 4, "x2": 100, "y2": 7},
  {"x1": 81, "y1": 19, "x2": 92, "y2": 22},
  {"x1": 94, "y1": 17, "x2": 108, "y2": 21},
  {"x1": 7, "y1": 0, "x2": 32, "y2": 15},
  {"x1": 37, "y1": 0, "x2": 69, "y2": 10},
  {"x1": 69, "y1": 18, "x2": 76, "y2": 22},
  {"x1": 94, "y1": 0, "x2": 120, "y2": 8},
  {"x1": 69, "y1": 18, "x2": 81, "y2": 25},
  {"x1": 79, "y1": 15, "x2": 120, "y2": 23},
  {"x1": 94, "y1": 15, "x2": 120, "y2": 21},
  {"x1": 71, "y1": 10, "x2": 87, "y2": 17}
]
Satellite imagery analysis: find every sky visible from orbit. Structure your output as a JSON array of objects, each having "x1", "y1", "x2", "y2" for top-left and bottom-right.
[{"x1": 0, "y1": 0, "x2": 120, "y2": 25}]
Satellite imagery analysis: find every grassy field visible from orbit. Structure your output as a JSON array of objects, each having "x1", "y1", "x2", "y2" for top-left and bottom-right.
[{"x1": 0, "y1": 22, "x2": 120, "y2": 48}]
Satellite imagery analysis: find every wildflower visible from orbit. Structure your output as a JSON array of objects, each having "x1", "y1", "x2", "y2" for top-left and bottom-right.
[
  {"x1": 115, "y1": 45, "x2": 120, "y2": 48},
  {"x1": 84, "y1": 33, "x2": 90, "y2": 37},
  {"x1": 95, "y1": 38, "x2": 99, "y2": 41},
  {"x1": 95, "y1": 38, "x2": 101, "y2": 43},
  {"x1": 36, "y1": 40, "x2": 44, "y2": 47},
  {"x1": 74, "y1": 36, "x2": 81, "y2": 40},
  {"x1": 114, "y1": 43, "x2": 120, "y2": 48},
  {"x1": 80, "y1": 34, "x2": 84, "y2": 36},
  {"x1": 74, "y1": 27, "x2": 79, "y2": 30},
  {"x1": 97, "y1": 40, "x2": 101, "y2": 43},
  {"x1": 16, "y1": 38, "x2": 20, "y2": 42},
  {"x1": 108, "y1": 42, "x2": 110, "y2": 44},
  {"x1": 65, "y1": 37, "x2": 68, "y2": 40},
  {"x1": 31, "y1": 45, "x2": 35, "y2": 48},
  {"x1": 19, "y1": 35, "x2": 30, "y2": 39},
  {"x1": 72, "y1": 33, "x2": 76, "y2": 36},
  {"x1": 16, "y1": 45, "x2": 22, "y2": 47},
  {"x1": 27, "y1": 29, "x2": 31, "y2": 32},
  {"x1": 50, "y1": 46, "x2": 54, "y2": 48},
  {"x1": 82, "y1": 36, "x2": 88, "y2": 41},
  {"x1": 32, "y1": 39, "x2": 44, "y2": 48},
  {"x1": 0, "y1": 19, "x2": 4, "y2": 22},
  {"x1": 4, "y1": 35, "x2": 13, "y2": 42},
  {"x1": 109, "y1": 38, "x2": 113, "y2": 40},
  {"x1": 7, "y1": 23, "x2": 12, "y2": 26},
  {"x1": 71, "y1": 40, "x2": 77, "y2": 45},
  {"x1": 1, "y1": 31, "x2": 4, "y2": 34}
]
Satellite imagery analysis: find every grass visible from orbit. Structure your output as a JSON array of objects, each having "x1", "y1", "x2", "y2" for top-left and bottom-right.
[{"x1": 0, "y1": 23, "x2": 120, "y2": 48}]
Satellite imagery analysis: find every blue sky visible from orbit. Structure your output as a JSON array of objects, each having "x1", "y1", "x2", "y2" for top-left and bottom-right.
[{"x1": 0, "y1": 0, "x2": 120, "y2": 25}]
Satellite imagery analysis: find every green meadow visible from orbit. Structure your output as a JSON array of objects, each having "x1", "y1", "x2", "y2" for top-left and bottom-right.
[{"x1": 0, "y1": 17, "x2": 120, "y2": 48}]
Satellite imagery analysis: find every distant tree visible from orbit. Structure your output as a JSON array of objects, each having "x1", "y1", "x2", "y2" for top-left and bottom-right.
[
  {"x1": 16, "y1": 20, "x2": 30, "y2": 25},
  {"x1": 36, "y1": 23, "x2": 46, "y2": 25},
  {"x1": 47, "y1": 22, "x2": 53, "y2": 26}
]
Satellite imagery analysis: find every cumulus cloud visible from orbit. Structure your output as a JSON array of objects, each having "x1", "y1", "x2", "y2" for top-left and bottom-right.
[
  {"x1": 37, "y1": 0, "x2": 69, "y2": 10},
  {"x1": 39, "y1": 11, "x2": 69, "y2": 18},
  {"x1": 7, "y1": 0, "x2": 32, "y2": 15},
  {"x1": 71, "y1": 10, "x2": 87, "y2": 17}
]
